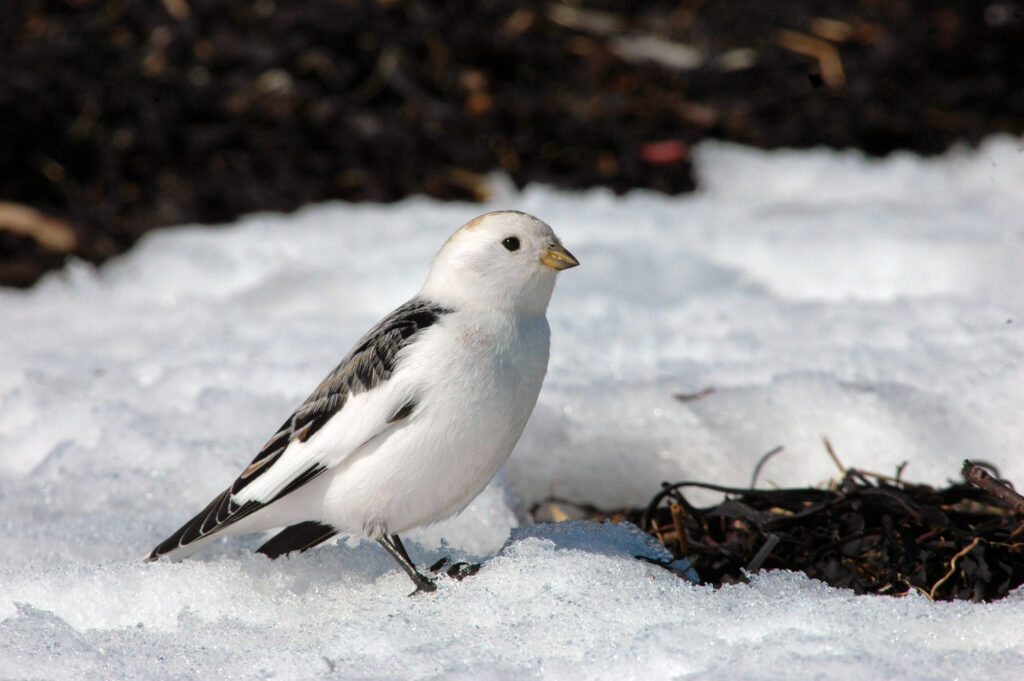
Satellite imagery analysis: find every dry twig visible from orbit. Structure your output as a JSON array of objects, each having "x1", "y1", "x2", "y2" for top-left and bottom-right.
[
  {"x1": 776, "y1": 29, "x2": 847, "y2": 88},
  {"x1": 963, "y1": 460, "x2": 1024, "y2": 514},
  {"x1": 929, "y1": 537, "x2": 983, "y2": 600}
]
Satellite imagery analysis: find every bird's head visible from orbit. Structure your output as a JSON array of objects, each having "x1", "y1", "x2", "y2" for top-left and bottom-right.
[{"x1": 421, "y1": 211, "x2": 579, "y2": 315}]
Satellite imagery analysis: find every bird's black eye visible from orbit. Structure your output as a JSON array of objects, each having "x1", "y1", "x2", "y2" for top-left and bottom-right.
[{"x1": 502, "y1": 236, "x2": 521, "y2": 252}]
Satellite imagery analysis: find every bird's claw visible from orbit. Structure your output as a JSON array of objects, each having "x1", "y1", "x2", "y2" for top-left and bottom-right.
[
  {"x1": 428, "y1": 557, "x2": 480, "y2": 581},
  {"x1": 446, "y1": 561, "x2": 481, "y2": 580},
  {"x1": 406, "y1": 556, "x2": 481, "y2": 594},
  {"x1": 409, "y1": 576, "x2": 438, "y2": 596}
]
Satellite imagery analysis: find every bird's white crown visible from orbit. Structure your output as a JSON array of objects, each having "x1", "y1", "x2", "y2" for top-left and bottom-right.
[{"x1": 420, "y1": 211, "x2": 576, "y2": 315}]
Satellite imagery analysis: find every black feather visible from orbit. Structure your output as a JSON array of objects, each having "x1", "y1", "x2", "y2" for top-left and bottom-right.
[
  {"x1": 147, "y1": 491, "x2": 262, "y2": 559},
  {"x1": 387, "y1": 397, "x2": 418, "y2": 424},
  {"x1": 257, "y1": 521, "x2": 339, "y2": 559}
]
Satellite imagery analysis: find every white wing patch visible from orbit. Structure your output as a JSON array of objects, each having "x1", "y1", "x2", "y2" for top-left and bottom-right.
[{"x1": 230, "y1": 382, "x2": 413, "y2": 505}]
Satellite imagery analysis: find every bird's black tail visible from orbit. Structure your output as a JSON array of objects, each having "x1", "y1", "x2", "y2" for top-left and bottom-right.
[{"x1": 146, "y1": 488, "x2": 261, "y2": 561}]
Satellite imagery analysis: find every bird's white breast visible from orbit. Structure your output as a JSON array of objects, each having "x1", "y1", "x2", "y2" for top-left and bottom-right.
[{"x1": 315, "y1": 309, "x2": 550, "y2": 536}]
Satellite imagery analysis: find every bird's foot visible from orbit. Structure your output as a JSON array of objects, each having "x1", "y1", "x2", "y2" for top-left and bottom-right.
[
  {"x1": 409, "y1": 574, "x2": 438, "y2": 596},
  {"x1": 428, "y1": 557, "x2": 482, "y2": 581}
]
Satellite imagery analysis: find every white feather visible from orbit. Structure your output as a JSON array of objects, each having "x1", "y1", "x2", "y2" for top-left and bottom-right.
[{"x1": 230, "y1": 376, "x2": 418, "y2": 506}]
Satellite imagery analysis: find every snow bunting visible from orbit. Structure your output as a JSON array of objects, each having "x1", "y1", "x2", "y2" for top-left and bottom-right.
[{"x1": 147, "y1": 210, "x2": 578, "y2": 592}]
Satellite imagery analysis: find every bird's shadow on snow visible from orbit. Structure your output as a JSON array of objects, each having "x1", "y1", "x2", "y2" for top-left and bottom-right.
[
  {"x1": 501, "y1": 520, "x2": 673, "y2": 562},
  {"x1": 189, "y1": 520, "x2": 684, "y2": 592},
  {"x1": 197, "y1": 533, "x2": 483, "y2": 592}
]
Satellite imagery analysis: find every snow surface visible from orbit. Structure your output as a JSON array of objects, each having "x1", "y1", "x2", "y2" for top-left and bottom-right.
[{"x1": 2, "y1": 137, "x2": 1023, "y2": 680}]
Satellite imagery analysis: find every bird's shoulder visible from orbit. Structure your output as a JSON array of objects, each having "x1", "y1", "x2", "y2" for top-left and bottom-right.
[
  {"x1": 311, "y1": 296, "x2": 454, "y2": 401},
  {"x1": 233, "y1": 297, "x2": 454, "y2": 492}
]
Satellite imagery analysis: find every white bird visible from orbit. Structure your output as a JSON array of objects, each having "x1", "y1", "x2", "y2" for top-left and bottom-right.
[{"x1": 147, "y1": 210, "x2": 578, "y2": 592}]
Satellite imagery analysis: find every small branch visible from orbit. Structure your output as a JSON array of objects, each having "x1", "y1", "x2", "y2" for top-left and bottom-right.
[
  {"x1": 745, "y1": 534, "x2": 780, "y2": 573},
  {"x1": 929, "y1": 537, "x2": 982, "y2": 600},
  {"x1": 670, "y1": 503, "x2": 688, "y2": 555},
  {"x1": 963, "y1": 460, "x2": 1024, "y2": 514},
  {"x1": 0, "y1": 201, "x2": 77, "y2": 252},
  {"x1": 674, "y1": 386, "x2": 715, "y2": 402},
  {"x1": 852, "y1": 467, "x2": 906, "y2": 486},
  {"x1": 546, "y1": 3, "x2": 624, "y2": 35},
  {"x1": 776, "y1": 29, "x2": 847, "y2": 89},
  {"x1": 650, "y1": 517, "x2": 666, "y2": 545},
  {"x1": 750, "y1": 445, "x2": 785, "y2": 488},
  {"x1": 822, "y1": 436, "x2": 845, "y2": 475},
  {"x1": 609, "y1": 35, "x2": 704, "y2": 71},
  {"x1": 894, "y1": 461, "x2": 908, "y2": 484}
]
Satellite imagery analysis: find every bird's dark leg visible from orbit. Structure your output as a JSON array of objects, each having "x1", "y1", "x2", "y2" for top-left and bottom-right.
[{"x1": 377, "y1": 534, "x2": 436, "y2": 595}]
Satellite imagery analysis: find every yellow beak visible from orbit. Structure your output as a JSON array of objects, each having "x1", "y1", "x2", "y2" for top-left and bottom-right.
[{"x1": 539, "y1": 243, "x2": 580, "y2": 270}]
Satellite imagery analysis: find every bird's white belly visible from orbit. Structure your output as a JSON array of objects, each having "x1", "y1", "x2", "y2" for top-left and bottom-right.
[{"x1": 317, "y1": 315, "x2": 548, "y2": 536}]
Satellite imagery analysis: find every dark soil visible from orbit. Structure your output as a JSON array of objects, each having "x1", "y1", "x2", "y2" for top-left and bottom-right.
[{"x1": 2, "y1": 0, "x2": 1022, "y2": 286}]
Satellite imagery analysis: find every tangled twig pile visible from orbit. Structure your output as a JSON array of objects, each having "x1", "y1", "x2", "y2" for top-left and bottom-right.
[{"x1": 534, "y1": 457, "x2": 1024, "y2": 602}]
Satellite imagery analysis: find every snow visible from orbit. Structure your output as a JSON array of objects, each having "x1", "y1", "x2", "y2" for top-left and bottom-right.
[{"x1": 2, "y1": 136, "x2": 1023, "y2": 680}]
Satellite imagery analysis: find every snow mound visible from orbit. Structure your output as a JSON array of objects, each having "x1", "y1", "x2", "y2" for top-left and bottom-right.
[{"x1": 2, "y1": 136, "x2": 1023, "y2": 679}]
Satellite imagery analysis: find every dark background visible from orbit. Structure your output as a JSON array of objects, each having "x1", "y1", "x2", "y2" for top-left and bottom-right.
[{"x1": 2, "y1": 0, "x2": 1021, "y2": 286}]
